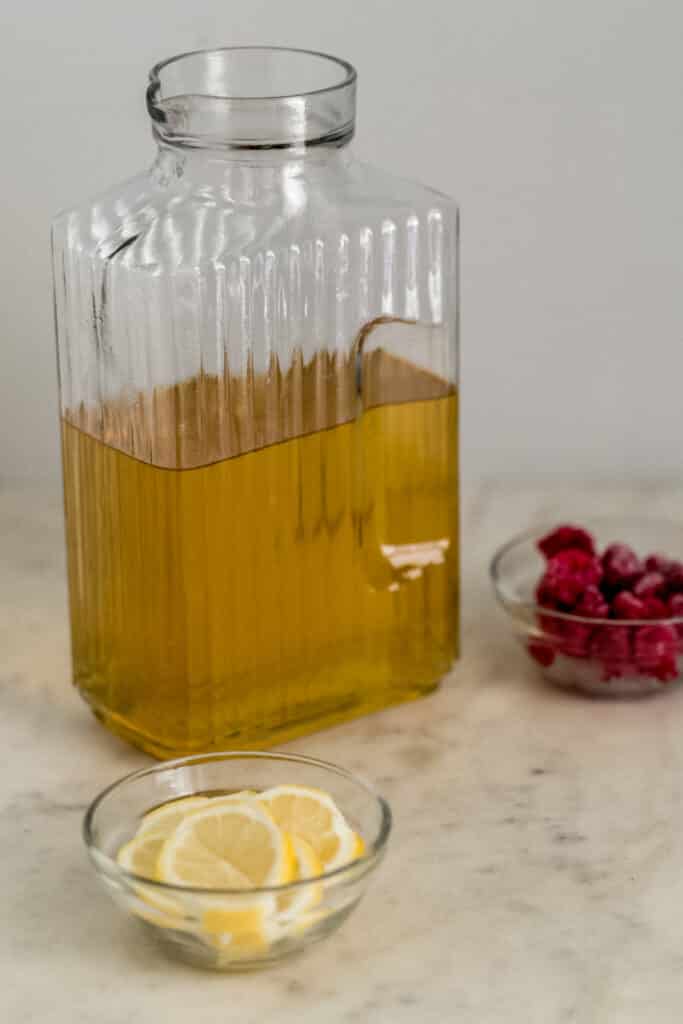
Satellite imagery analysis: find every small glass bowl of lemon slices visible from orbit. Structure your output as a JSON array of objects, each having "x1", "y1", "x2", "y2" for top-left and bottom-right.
[{"x1": 83, "y1": 751, "x2": 392, "y2": 970}]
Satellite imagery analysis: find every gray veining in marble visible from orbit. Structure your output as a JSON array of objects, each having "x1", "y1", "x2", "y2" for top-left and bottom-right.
[{"x1": 4, "y1": 478, "x2": 683, "y2": 1022}]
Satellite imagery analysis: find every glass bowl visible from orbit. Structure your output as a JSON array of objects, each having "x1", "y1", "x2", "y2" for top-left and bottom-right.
[
  {"x1": 490, "y1": 518, "x2": 683, "y2": 697},
  {"x1": 83, "y1": 751, "x2": 391, "y2": 971}
]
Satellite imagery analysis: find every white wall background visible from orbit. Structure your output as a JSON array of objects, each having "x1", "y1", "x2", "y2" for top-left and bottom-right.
[{"x1": 1, "y1": 0, "x2": 682, "y2": 482}]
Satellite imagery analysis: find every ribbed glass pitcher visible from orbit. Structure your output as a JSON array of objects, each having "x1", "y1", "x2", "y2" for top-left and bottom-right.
[{"x1": 52, "y1": 47, "x2": 459, "y2": 757}]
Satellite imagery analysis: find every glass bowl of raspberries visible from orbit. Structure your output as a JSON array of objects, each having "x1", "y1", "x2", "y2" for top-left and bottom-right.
[{"x1": 491, "y1": 520, "x2": 683, "y2": 696}]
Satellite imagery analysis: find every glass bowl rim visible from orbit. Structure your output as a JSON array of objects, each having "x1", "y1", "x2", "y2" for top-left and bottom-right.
[
  {"x1": 490, "y1": 518, "x2": 683, "y2": 628},
  {"x1": 83, "y1": 749, "x2": 392, "y2": 897}
]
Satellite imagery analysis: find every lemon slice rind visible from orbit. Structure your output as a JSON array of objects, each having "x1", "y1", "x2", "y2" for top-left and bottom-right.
[{"x1": 259, "y1": 784, "x2": 361, "y2": 872}]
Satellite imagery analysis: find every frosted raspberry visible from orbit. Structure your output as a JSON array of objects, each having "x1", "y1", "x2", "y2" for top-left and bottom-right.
[
  {"x1": 537, "y1": 550, "x2": 602, "y2": 608},
  {"x1": 535, "y1": 613, "x2": 592, "y2": 660},
  {"x1": 601, "y1": 544, "x2": 643, "y2": 590},
  {"x1": 633, "y1": 572, "x2": 667, "y2": 599},
  {"x1": 557, "y1": 622, "x2": 593, "y2": 658},
  {"x1": 589, "y1": 626, "x2": 631, "y2": 680},
  {"x1": 665, "y1": 565, "x2": 683, "y2": 593},
  {"x1": 528, "y1": 641, "x2": 555, "y2": 667},
  {"x1": 531, "y1": 530, "x2": 683, "y2": 683},
  {"x1": 633, "y1": 625, "x2": 678, "y2": 682},
  {"x1": 645, "y1": 554, "x2": 675, "y2": 575},
  {"x1": 643, "y1": 596, "x2": 668, "y2": 619},
  {"x1": 575, "y1": 585, "x2": 609, "y2": 618},
  {"x1": 537, "y1": 610, "x2": 563, "y2": 639},
  {"x1": 612, "y1": 591, "x2": 647, "y2": 620},
  {"x1": 538, "y1": 525, "x2": 596, "y2": 560},
  {"x1": 536, "y1": 580, "x2": 560, "y2": 610},
  {"x1": 668, "y1": 594, "x2": 683, "y2": 643}
]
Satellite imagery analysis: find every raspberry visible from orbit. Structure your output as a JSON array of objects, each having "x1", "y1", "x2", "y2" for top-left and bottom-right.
[
  {"x1": 537, "y1": 550, "x2": 602, "y2": 608},
  {"x1": 528, "y1": 641, "x2": 555, "y2": 667},
  {"x1": 537, "y1": 610, "x2": 563, "y2": 637},
  {"x1": 643, "y1": 596, "x2": 668, "y2": 619},
  {"x1": 612, "y1": 591, "x2": 647, "y2": 620},
  {"x1": 633, "y1": 625, "x2": 678, "y2": 682},
  {"x1": 590, "y1": 625, "x2": 631, "y2": 680},
  {"x1": 575, "y1": 585, "x2": 609, "y2": 618},
  {"x1": 536, "y1": 580, "x2": 560, "y2": 610},
  {"x1": 645, "y1": 554, "x2": 675, "y2": 575},
  {"x1": 668, "y1": 594, "x2": 683, "y2": 643},
  {"x1": 538, "y1": 525, "x2": 596, "y2": 560},
  {"x1": 614, "y1": 591, "x2": 667, "y2": 620},
  {"x1": 601, "y1": 544, "x2": 643, "y2": 590},
  {"x1": 535, "y1": 612, "x2": 592, "y2": 659},
  {"x1": 633, "y1": 572, "x2": 666, "y2": 599},
  {"x1": 557, "y1": 622, "x2": 593, "y2": 658},
  {"x1": 666, "y1": 565, "x2": 683, "y2": 594},
  {"x1": 532, "y1": 531, "x2": 683, "y2": 683}
]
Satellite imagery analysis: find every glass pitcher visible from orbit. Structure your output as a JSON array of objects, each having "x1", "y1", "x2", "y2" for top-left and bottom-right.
[{"x1": 52, "y1": 47, "x2": 459, "y2": 758}]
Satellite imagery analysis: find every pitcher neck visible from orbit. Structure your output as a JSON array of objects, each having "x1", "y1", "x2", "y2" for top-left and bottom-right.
[
  {"x1": 152, "y1": 141, "x2": 354, "y2": 199},
  {"x1": 147, "y1": 47, "x2": 357, "y2": 154}
]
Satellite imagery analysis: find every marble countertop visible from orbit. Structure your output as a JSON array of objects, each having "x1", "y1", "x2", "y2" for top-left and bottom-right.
[{"x1": 4, "y1": 478, "x2": 683, "y2": 1023}]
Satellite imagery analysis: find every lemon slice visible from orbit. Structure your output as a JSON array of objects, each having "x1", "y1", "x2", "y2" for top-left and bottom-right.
[
  {"x1": 157, "y1": 798, "x2": 294, "y2": 888},
  {"x1": 259, "y1": 785, "x2": 363, "y2": 872},
  {"x1": 116, "y1": 833, "x2": 184, "y2": 925},
  {"x1": 157, "y1": 799, "x2": 295, "y2": 950},
  {"x1": 290, "y1": 834, "x2": 323, "y2": 884},
  {"x1": 210, "y1": 834, "x2": 324, "y2": 953},
  {"x1": 117, "y1": 833, "x2": 165, "y2": 878},
  {"x1": 120, "y1": 796, "x2": 212, "y2": 923},
  {"x1": 277, "y1": 834, "x2": 324, "y2": 927},
  {"x1": 136, "y1": 795, "x2": 209, "y2": 839}
]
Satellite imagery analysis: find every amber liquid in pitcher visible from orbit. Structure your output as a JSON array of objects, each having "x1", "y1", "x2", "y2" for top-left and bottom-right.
[{"x1": 61, "y1": 324, "x2": 458, "y2": 757}]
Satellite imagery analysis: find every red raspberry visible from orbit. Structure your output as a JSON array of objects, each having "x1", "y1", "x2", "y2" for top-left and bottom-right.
[
  {"x1": 575, "y1": 585, "x2": 609, "y2": 618},
  {"x1": 535, "y1": 613, "x2": 592, "y2": 659},
  {"x1": 601, "y1": 543, "x2": 643, "y2": 590},
  {"x1": 538, "y1": 550, "x2": 602, "y2": 608},
  {"x1": 645, "y1": 554, "x2": 676, "y2": 575},
  {"x1": 643, "y1": 596, "x2": 668, "y2": 619},
  {"x1": 633, "y1": 625, "x2": 678, "y2": 682},
  {"x1": 612, "y1": 591, "x2": 647, "y2": 620},
  {"x1": 538, "y1": 525, "x2": 596, "y2": 560},
  {"x1": 557, "y1": 622, "x2": 593, "y2": 658},
  {"x1": 668, "y1": 594, "x2": 683, "y2": 643},
  {"x1": 537, "y1": 610, "x2": 563, "y2": 638},
  {"x1": 528, "y1": 641, "x2": 555, "y2": 667},
  {"x1": 633, "y1": 572, "x2": 667, "y2": 599},
  {"x1": 536, "y1": 579, "x2": 560, "y2": 610},
  {"x1": 665, "y1": 565, "x2": 683, "y2": 593},
  {"x1": 590, "y1": 625, "x2": 632, "y2": 680}
]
